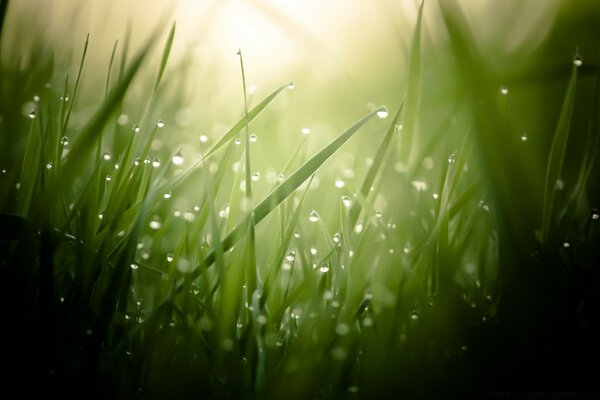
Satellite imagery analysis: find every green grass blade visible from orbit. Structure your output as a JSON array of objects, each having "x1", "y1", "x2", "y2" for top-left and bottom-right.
[
  {"x1": 105, "y1": 40, "x2": 118, "y2": 98},
  {"x1": 190, "y1": 106, "x2": 386, "y2": 275},
  {"x1": 349, "y1": 101, "x2": 403, "y2": 226},
  {"x1": 33, "y1": 33, "x2": 156, "y2": 223},
  {"x1": 541, "y1": 65, "x2": 577, "y2": 242},
  {"x1": 154, "y1": 21, "x2": 176, "y2": 91},
  {"x1": 203, "y1": 82, "x2": 291, "y2": 159},
  {"x1": 62, "y1": 33, "x2": 89, "y2": 134}
]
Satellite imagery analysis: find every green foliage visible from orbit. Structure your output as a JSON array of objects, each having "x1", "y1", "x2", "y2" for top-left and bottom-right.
[{"x1": 1, "y1": 1, "x2": 599, "y2": 398}]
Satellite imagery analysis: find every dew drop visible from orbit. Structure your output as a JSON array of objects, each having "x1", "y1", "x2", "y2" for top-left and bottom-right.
[
  {"x1": 319, "y1": 265, "x2": 330, "y2": 273},
  {"x1": 286, "y1": 251, "x2": 296, "y2": 262},
  {"x1": 301, "y1": 127, "x2": 310, "y2": 135},
  {"x1": 410, "y1": 310, "x2": 419, "y2": 320},
  {"x1": 103, "y1": 152, "x2": 112, "y2": 161},
  {"x1": 500, "y1": 86, "x2": 509, "y2": 95},
  {"x1": 46, "y1": 162, "x2": 54, "y2": 170},
  {"x1": 376, "y1": 107, "x2": 388, "y2": 119},
  {"x1": 144, "y1": 157, "x2": 151, "y2": 165},
  {"x1": 149, "y1": 218, "x2": 161, "y2": 230},
  {"x1": 166, "y1": 253, "x2": 174, "y2": 262},
  {"x1": 60, "y1": 136, "x2": 69, "y2": 146},
  {"x1": 105, "y1": 175, "x2": 112, "y2": 182},
  {"x1": 335, "y1": 179, "x2": 345, "y2": 188},
  {"x1": 563, "y1": 241, "x2": 570, "y2": 248},
  {"x1": 310, "y1": 247, "x2": 318, "y2": 256},
  {"x1": 342, "y1": 196, "x2": 352, "y2": 208},
  {"x1": 573, "y1": 55, "x2": 583, "y2": 67},
  {"x1": 251, "y1": 172, "x2": 260, "y2": 181},
  {"x1": 28, "y1": 109, "x2": 36, "y2": 119},
  {"x1": 133, "y1": 124, "x2": 141, "y2": 133},
  {"x1": 33, "y1": 95, "x2": 40, "y2": 102},
  {"x1": 249, "y1": 133, "x2": 257, "y2": 142},
  {"x1": 287, "y1": 82, "x2": 295, "y2": 90},
  {"x1": 172, "y1": 151, "x2": 184, "y2": 165},
  {"x1": 333, "y1": 233, "x2": 342, "y2": 246},
  {"x1": 199, "y1": 134, "x2": 208, "y2": 143},
  {"x1": 163, "y1": 191, "x2": 172, "y2": 199},
  {"x1": 375, "y1": 210, "x2": 383, "y2": 219},
  {"x1": 520, "y1": 133, "x2": 528, "y2": 142},
  {"x1": 309, "y1": 210, "x2": 319, "y2": 222},
  {"x1": 134, "y1": 158, "x2": 141, "y2": 166},
  {"x1": 234, "y1": 138, "x2": 241, "y2": 145},
  {"x1": 130, "y1": 263, "x2": 139, "y2": 270},
  {"x1": 277, "y1": 173, "x2": 285, "y2": 183},
  {"x1": 592, "y1": 209, "x2": 599, "y2": 220},
  {"x1": 157, "y1": 119, "x2": 165, "y2": 128},
  {"x1": 152, "y1": 158, "x2": 161, "y2": 168}
]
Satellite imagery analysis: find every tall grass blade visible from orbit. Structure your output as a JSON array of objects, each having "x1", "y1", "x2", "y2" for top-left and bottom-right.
[{"x1": 541, "y1": 65, "x2": 577, "y2": 242}]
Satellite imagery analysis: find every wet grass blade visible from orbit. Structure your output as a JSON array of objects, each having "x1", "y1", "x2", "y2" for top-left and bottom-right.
[
  {"x1": 187, "y1": 107, "x2": 386, "y2": 279},
  {"x1": 33, "y1": 32, "x2": 156, "y2": 223},
  {"x1": 203, "y1": 82, "x2": 291, "y2": 159},
  {"x1": 541, "y1": 65, "x2": 577, "y2": 242},
  {"x1": 349, "y1": 101, "x2": 403, "y2": 227}
]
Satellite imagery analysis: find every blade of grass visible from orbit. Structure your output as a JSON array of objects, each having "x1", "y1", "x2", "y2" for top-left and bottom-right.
[{"x1": 541, "y1": 64, "x2": 578, "y2": 242}]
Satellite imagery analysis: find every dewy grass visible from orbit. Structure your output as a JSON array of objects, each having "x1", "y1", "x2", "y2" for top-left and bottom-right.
[{"x1": 1, "y1": 1, "x2": 600, "y2": 398}]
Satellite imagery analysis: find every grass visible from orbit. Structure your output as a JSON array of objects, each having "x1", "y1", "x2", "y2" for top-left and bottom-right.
[{"x1": 1, "y1": 0, "x2": 600, "y2": 398}]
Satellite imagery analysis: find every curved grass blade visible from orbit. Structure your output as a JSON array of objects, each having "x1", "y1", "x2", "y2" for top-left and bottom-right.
[
  {"x1": 349, "y1": 101, "x2": 403, "y2": 227},
  {"x1": 32, "y1": 31, "x2": 157, "y2": 224},
  {"x1": 541, "y1": 65, "x2": 577, "y2": 242},
  {"x1": 189, "y1": 106, "x2": 386, "y2": 278},
  {"x1": 154, "y1": 21, "x2": 176, "y2": 91},
  {"x1": 203, "y1": 82, "x2": 291, "y2": 159}
]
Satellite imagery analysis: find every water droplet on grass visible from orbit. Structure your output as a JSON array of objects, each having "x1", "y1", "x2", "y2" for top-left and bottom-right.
[
  {"x1": 163, "y1": 191, "x2": 172, "y2": 199},
  {"x1": 105, "y1": 175, "x2": 112, "y2": 182},
  {"x1": 234, "y1": 138, "x2": 241, "y2": 145},
  {"x1": 249, "y1": 134, "x2": 257, "y2": 142},
  {"x1": 310, "y1": 247, "x2": 318, "y2": 255},
  {"x1": 376, "y1": 107, "x2": 388, "y2": 119},
  {"x1": 157, "y1": 119, "x2": 165, "y2": 128},
  {"x1": 592, "y1": 209, "x2": 599, "y2": 220},
  {"x1": 33, "y1": 95, "x2": 40, "y2": 102},
  {"x1": 342, "y1": 196, "x2": 352, "y2": 208},
  {"x1": 375, "y1": 210, "x2": 383, "y2": 219},
  {"x1": 103, "y1": 152, "x2": 112, "y2": 161},
  {"x1": 335, "y1": 179, "x2": 345, "y2": 188},
  {"x1": 333, "y1": 233, "x2": 342, "y2": 246},
  {"x1": 301, "y1": 127, "x2": 310, "y2": 135},
  {"x1": 309, "y1": 210, "x2": 319, "y2": 222},
  {"x1": 410, "y1": 310, "x2": 419, "y2": 320},
  {"x1": 172, "y1": 151, "x2": 184, "y2": 165},
  {"x1": 563, "y1": 241, "x2": 570, "y2": 248},
  {"x1": 319, "y1": 265, "x2": 329, "y2": 273},
  {"x1": 152, "y1": 158, "x2": 161, "y2": 168},
  {"x1": 520, "y1": 133, "x2": 528, "y2": 142},
  {"x1": 149, "y1": 218, "x2": 161, "y2": 230},
  {"x1": 286, "y1": 251, "x2": 296, "y2": 262},
  {"x1": 287, "y1": 82, "x2": 295, "y2": 90},
  {"x1": 573, "y1": 55, "x2": 583, "y2": 67},
  {"x1": 251, "y1": 172, "x2": 260, "y2": 181},
  {"x1": 28, "y1": 109, "x2": 36, "y2": 119},
  {"x1": 130, "y1": 263, "x2": 139, "y2": 270},
  {"x1": 60, "y1": 136, "x2": 69, "y2": 146},
  {"x1": 46, "y1": 162, "x2": 53, "y2": 170},
  {"x1": 500, "y1": 86, "x2": 509, "y2": 95}
]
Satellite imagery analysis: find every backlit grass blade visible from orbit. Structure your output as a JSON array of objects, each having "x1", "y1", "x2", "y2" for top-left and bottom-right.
[
  {"x1": 62, "y1": 33, "x2": 89, "y2": 134},
  {"x1": 203, "y1": 82, "x2": 291, "y2": 159},
  {"x1": 188, "y1": 106, "x2": 386, "y2": 278},
  {"x1": 33, "y1": 32, "x2": 157, "y2": 223},
  {"x1": 154, "y1": 21, "x2": 176, "y2": 91},
  {"x1": 400, "y1": 0, "x2": 424, "y2": 172},
  {"x1": 541, "y1": 65, "x2": 577, "y2": 242},
  {"x1": 349, "y1": 101, "x2": 403, "y2": 227}
]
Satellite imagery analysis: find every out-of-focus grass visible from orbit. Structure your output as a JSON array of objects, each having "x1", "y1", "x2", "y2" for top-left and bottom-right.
[{"x1": 1, "y1": 0, "x2": 600, "y2": 398}]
